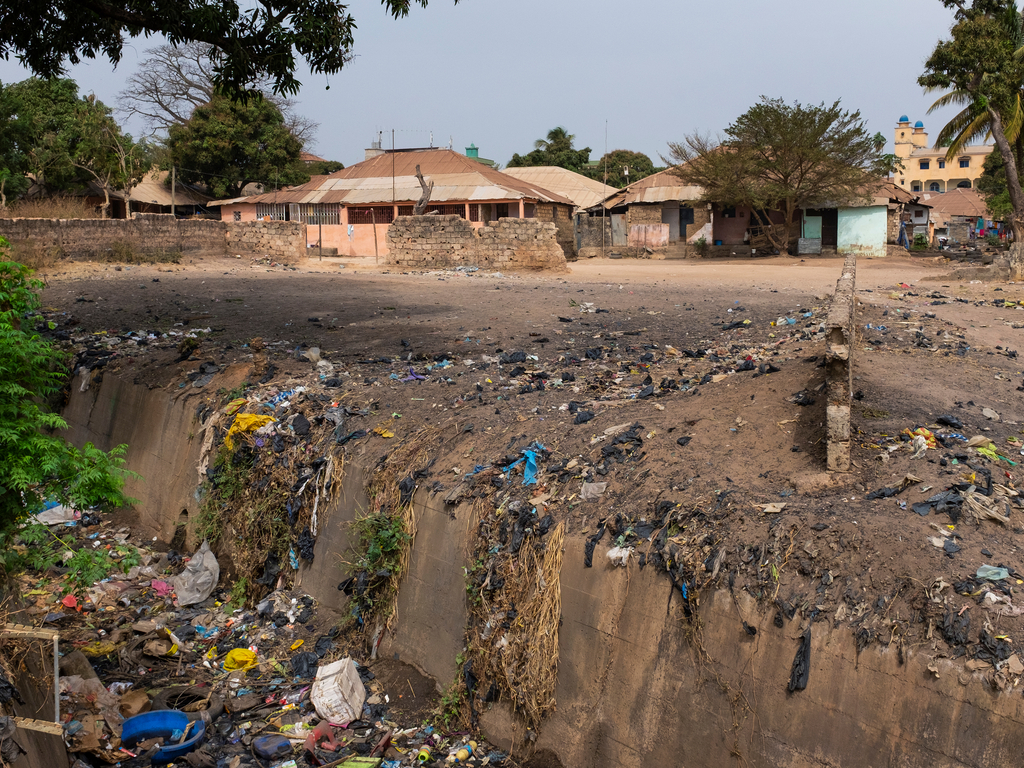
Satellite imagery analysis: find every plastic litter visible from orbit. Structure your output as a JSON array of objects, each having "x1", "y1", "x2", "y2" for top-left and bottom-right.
[
  {"x1": 977, "y1": 565, "x2": 1010, "y2": 581},
  {"x1": 225, "y1": 413, "x2": 276, "y2": 450},
  {"x1": 171, "y1": 541, "x2": 220, "y2": 606},
  {"x1": 223, "y1": 648, "x2": 257, "y2": 671},
  {"x1": 580, "y1": 482, "x2": 607, "y2": 500},
  {"x1": 311, "y1": 658, "x2": 366, "y2": 724}
]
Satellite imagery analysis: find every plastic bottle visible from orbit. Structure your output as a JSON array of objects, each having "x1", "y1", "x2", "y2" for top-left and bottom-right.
[
  {"x1": 454, "y1": 740, "x2": 477, "y2": 762},
  {"x1": 417, "y1": 747, "x2": 433, "y2": 763}
]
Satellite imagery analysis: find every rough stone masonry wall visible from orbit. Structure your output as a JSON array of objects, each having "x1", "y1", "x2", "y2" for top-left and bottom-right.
[
  {"x1": 825, "y1": 254, "x2": 856, "y2": 471},
  {"x1": 533, "y1": 203, "x2": 576, "y2": 258},
  {"x1": 627, "y1": 203, "x2": 662, "y2": 227},
  {"x1": 0, "y1": 214, "x2": 227, "y2": 262},
  {"x1": 578, "y1": 215, "x2": 612, "y2": 249},
  {"x1": 225, "y1": 220, "x2": 305, "y2": 263},
  {"x1": 385, "y1": 214, "x2": 567, "y2": 271},
  {"x1": 0, "y1": 214, "x2": 307, "y2": 264}
]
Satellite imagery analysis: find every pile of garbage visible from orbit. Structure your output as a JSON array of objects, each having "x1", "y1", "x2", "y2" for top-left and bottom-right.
[{"x1": 8, "y1": 504, "x2": 508, "y2": 767}]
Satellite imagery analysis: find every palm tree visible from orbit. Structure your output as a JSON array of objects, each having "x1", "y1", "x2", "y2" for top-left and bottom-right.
[
  {"x1": 926, "y1": 3, "x2": 1024, "y2": 167},
  {"x1": 534, "y1": 126, "x2": 575, "y2": 152}
]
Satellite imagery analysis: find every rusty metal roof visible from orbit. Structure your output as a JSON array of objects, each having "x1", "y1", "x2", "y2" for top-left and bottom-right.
[
  {"x1": 591, "y1": 168, "x2": 704, "y2": 209},
  {"x1": 223, "y1": 149, "x2": 573, "y2": 207},
  {"x1": 920, "y1": 187, "x2": 990, "y2": 224},
  {"x1": 500, "y1": 167, "x2": 617, "y2": 209}
]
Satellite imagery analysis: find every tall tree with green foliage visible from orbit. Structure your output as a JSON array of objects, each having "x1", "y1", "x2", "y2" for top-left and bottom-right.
[
  {"x1": 920, "y1": 0, "x2": 1024, "y2": 275},
  {"x1": 666, "y1": 97, "x2": 883, "y2": 254},
  {"x1": 0, "y1": 76, "x2": 145, "y2": 212},
  {"x1": 977, "y1": 147, "x2": 1014, "y2": 219},
  {"x1": 0, "y1": 0, "x2": 456, "y2": 99},
  {"x1": 0, "y1": 80, "x2": 30, "y2": 209},
  {"x1": 507, "y1": 127, "x2": 592, "y2": 172},
  {"x1": 0, "y1": 239, "x2": 136, "y2": 537},
  {"x1": 588, "y1": 149, "x2": 657, "y2": 188},
  {"x1": 168, "y1": 95, "x2": 309, "y2": 199},
  {"x1": 3, "y1": 77, "x2": 83, "y2": 193}
]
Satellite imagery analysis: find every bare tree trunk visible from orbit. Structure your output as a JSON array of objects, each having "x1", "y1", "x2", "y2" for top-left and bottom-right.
[
  {"x1": 988, "y1": 108, "x2": 1024, "y2": 278},
  {"x1": 413, "y1": 165, "x2": 433, "y2": 215},
  {"x1": 102, "y1": 187, "x2": 110, "y2": 219},
  {"x1": 0, "y1": 178, "x2": 6, "y2": 212}
]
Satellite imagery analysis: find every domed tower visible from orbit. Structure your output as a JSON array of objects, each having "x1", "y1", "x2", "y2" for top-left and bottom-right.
[
  {"x1": 894, "y1": 116, "x2": 914, "y2": 160},
  {"x1": 912, "y1": 120, "x2": 929, "y2": 150}
]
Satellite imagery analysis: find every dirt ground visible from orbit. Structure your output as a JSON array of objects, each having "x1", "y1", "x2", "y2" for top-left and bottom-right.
[{"x1": 36, "y1": 251, "x2": 1024, "y2": 704}]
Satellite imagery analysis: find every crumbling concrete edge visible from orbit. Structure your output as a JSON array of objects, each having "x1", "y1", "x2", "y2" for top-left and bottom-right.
[{"x1": 825, "y1": 255, "x2": 856, "y2": 472}]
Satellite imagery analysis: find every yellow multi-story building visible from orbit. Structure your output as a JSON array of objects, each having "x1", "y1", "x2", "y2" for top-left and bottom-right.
[{"x1": 893, "y1": 116, "x2": 992, "y2": 194}]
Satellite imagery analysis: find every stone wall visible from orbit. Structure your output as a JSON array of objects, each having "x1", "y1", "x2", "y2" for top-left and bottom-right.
[
  {"x1": 0, "y1": 214, "x2": 306, "y2": 264},
  {"x1": 385, "y1": 215, "x2": 567, "y2": 271},
  {"x1": 226, "y1": 220, "x2": 306, "y2": 262},
  {"x1": 534, "y1": 203, "x2": 576, "y2": 258},
  {"x1": 627, "y1": 203, "x2": 662, "y2": 227},
  {"x1": 578, "y1": 215, "x2": 612, "y2": 249},
  {"x1": 0, "y1": 214, "x2": 226, "y2": 262},
  {"x1": 825, "y1": 254, "x2": 856, "y2": 471}
]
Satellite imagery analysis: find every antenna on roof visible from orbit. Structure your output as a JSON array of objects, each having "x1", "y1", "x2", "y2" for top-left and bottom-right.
[
  {"x1": 449, "y1": 135, "x2": 453, "y2": 150},
  {"x1": 429, "y1": 131, "x2": 434, "y2": 148}
]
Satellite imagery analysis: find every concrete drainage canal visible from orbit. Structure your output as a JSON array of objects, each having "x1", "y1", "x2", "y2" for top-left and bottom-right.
[{"x1": 5, "y1": 255, "x2": 1024, "y2": 768}]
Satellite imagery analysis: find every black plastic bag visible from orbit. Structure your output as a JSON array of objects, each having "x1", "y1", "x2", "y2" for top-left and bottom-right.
[
  {"x1": 788, "y1": 627, "x2": 811, "y2": 692},
  {"x1": 291, "y1": 651, "x2": 319, "y2": 678}
]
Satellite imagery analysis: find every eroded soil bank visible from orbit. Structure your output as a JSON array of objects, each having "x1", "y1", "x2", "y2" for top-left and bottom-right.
[{"x1": 48, "y1": 254, "x2": 1024, "y2": 766}]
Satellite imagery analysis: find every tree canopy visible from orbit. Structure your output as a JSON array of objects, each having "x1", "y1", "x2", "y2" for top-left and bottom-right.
[
  {"x1": 0, "y1": 0, "x2": 454, "y2": 99},
  {"x1": 977, "y1": 148, "x2": 1014, "y2": 220},
  {"x1": 117, "y1": 42, "x2": 319, "y2": 144},
  {"x1": 507, "y1": 127, "x2": 592, "y2": 172},
  {"x1": 587, "y1": 149, "x2": 656, "y2": 188},
  {"x1": 0, "y1": 77, "x2": 147, "y2": 213},
  {"x1": 666, "y1": 97, "x2": 882, "y2": 253},
  {"x1": 168, "y1": 95, "x2": 309, "y2": 199},
  {"x1": 920, "y1": 0, "x2": 1024, "y2": 275}
]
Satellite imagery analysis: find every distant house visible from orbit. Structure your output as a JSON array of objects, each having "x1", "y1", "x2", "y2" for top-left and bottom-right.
[
  {"x1": 210, "y1": 148, "x2": 575, "y2": 258},
  {"x1": 588, "y1": 169, "x2": 707, "y2": 249},
  {"x1": 893, "y1": 116, "x2": 992, "y2": 194},
  {"x1": 31, "y1": 168, "x2": 212, "y2": 218},
  {"x1": 919, "y1": 187, "x2": 997, "y2": 244},
  {"x1": 800, "y1": 180, "x2": 926, "y2": 257},
  {"x1": 501, "y1": 166, "x2": 616, "y2": 211}
]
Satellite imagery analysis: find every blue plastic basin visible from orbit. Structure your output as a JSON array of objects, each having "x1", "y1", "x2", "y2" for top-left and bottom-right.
[{"x1": 120, "y1": 709, "x2": 206, "y2": 764}]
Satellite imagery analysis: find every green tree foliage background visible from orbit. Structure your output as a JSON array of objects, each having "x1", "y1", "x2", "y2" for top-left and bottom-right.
[{"x1": 168, "y1": 95, "x2": 310, "y2": 199}]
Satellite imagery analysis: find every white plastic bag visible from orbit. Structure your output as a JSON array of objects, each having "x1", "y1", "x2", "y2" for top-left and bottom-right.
[
  {"x1": 172, "y1": 541, "x2": 220, "y2": 606},
  {"x1": 311, "y1": 657, "x2": 365, "y2": 724}
]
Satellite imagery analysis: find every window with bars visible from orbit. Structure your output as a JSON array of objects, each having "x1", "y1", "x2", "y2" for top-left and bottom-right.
[
  {"x1": 398, "y1": 205, "x2": 415, "y2": 217},
  {"x1": 297, "y1": 203, "x2": 341, "y2": 225},
  {"x1": 346, "y1": 206, "x2": 394, "y2": 224},
  {"x1": 426, "y1": 204, "x2": 466, "y2": 217},
  {"x1": 469, "y1": 204, "x2": 480, "y2": 222},
  {"x1": 495, "y1": 203, "x2": 509, "y2": 219},
  {"x1": 255, "y1": 203, "x2": 287, "y2": 220}
]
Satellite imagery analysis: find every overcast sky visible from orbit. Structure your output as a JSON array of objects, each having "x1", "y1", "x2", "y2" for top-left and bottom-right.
[{"x1": 0, "y1": 0, "x2": 966, "y2": 168}]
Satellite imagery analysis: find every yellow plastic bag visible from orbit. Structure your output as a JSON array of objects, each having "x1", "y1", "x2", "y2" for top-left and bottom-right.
[
  {"x1": 223, "y1": 648, "x2": 258, "y2": 671},
  {"x1": 225, "y1": 414, "x2": 275, "y2": 450}
]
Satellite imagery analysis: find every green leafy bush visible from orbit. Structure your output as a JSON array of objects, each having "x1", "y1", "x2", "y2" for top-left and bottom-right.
[{"x1": 0, "y1": 236, "x2": 138, "y2": 578}]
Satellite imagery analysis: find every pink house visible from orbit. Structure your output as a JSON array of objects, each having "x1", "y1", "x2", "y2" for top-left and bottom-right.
[{"x1": 211, "y1": 148, "x2": 574, "y2": 258}]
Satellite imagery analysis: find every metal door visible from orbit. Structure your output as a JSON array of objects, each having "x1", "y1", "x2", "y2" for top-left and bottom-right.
[{"x1": 611, "y1": 214, "x2": 626, "y2": 246}]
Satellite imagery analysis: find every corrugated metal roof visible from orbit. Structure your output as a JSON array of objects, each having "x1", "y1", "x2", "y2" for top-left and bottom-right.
[
  {"x1": 126, "y1": 170, "x2": 211, "y2": 207},
  {"x1": 920, "y1": 187, "x2": 990, "y2": 224},
  {"x1": 500, "y1": 166, "x2": 617, "y2": 209},
  {"x1": 591, "y1": 168, "x2": 704, "y2": 209},
  {"x1": 227, "y1": 149, "x2": 574, "y2": 208}
]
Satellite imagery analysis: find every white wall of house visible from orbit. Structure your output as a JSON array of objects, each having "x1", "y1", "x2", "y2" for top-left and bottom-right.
[{"x1": 838, "y1": 206, "x2": 887, "y2": 257}]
